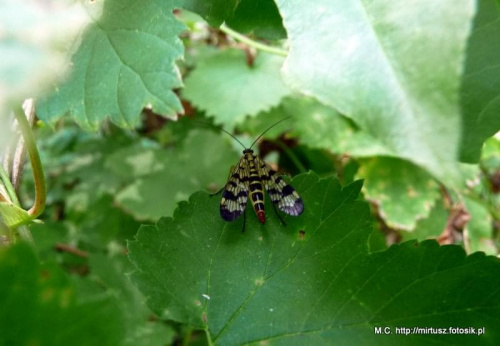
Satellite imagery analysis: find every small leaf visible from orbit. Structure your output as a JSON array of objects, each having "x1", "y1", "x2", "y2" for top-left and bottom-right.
[
  {"x1": 463, "y1": 196, "x2": 496, "y2": 255},
  {"x1": 37, "y1": 0, "x2": 185, "y2": 130},
  {"x1": 358, "y1": 158, "x2": 440, "y2": 231},
  {"x1": 128, "y1": 173, "x2": 500, "y2": 344},
  {"x1": 182, "y1": 0, "x2": 285, "y2": 39},
  {"x1": 0, "y1": 202, "x2": 31, "y2": 227},
  {"x1": 277, "y1": 0, "x2": 475, "y2": 183},
  {"x1": 225, "y1": 0, "x2": 286, "y2": 39},
  {"x1": 182, "y1": 49, "x2": 291, "y2": 130},
  {"x1": 481, "y1": 136, "x2": 500, "y2": 172}
]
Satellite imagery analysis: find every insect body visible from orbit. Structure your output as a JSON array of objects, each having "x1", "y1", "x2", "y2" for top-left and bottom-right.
[{"x1": 217, "y1": 118, "x2": 304, "y2": 226}]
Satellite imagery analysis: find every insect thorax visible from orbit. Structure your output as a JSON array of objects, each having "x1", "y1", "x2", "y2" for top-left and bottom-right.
[{"x1": 243, "y1": 149, "x2": 255, "y2": 161}]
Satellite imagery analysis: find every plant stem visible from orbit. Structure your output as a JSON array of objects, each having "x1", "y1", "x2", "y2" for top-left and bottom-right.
[
  {"x1": 13, "y1": 104, "x2": 46, "y2": 219},
  {"x1": 17, "y1": 225, "x2": 35, "y2": 247},
  {"x1": 54, "y1": 243, "x2": 89, "y2": 258},
  {"x1": 220, "y1": 23, "x2": 288, "y2": 57},
  {"x1": 0, "y1": 165, "x2": 20, "y2": 206},
  {"x1": 0, "y1": 219, "x2": 11, "y2": 246}
]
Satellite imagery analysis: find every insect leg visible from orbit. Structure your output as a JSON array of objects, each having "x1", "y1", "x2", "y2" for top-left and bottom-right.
[
  {"x1": 271, "y1": 202, "x2": 286, "y2": 226},
  {"x1": 241, "y1": 208, "x2": 247, "y2": 233}
]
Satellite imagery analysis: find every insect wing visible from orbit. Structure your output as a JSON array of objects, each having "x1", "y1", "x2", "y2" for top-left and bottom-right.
[
  {"x1": 256, "y1": 157, "x2": 304, "y2": 216},
  {"x1": 220, "y1": 159, "x2": 250, "y2": 221}
]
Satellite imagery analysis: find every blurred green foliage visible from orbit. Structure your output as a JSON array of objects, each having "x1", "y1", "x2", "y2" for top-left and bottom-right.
[{"x1": 1, "y1": 0, "x2": 500, "y2": 345}]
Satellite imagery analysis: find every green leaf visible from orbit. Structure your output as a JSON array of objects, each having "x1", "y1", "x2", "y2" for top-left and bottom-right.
[
  {"x1": 35, "y1": 129, "x2": 132, "y2": 213},
  {"x1": 87, "y1": 254, "x2": 175, "y2": 346},
  {"x1": 283, "y1": 97, "x2": 392, "y2": 157},
  {"x1": 277, "y1": 0, "x2": 475, "y2": 183},
  {"x1": 402, "y1": 197, "x2": 449, "y2": 242},
  {"x1": 128, "y1": 173, "x2": 500, "y2": 344},
  {"x1": 463, "y1": 196, "x2": 496, "y2": 255},
  {"x1": 0, "y1": 243, "x2": 124, "y2": 345},
  {"x1": 182, "y1": 0, "x2": 285, "y2": 39},
  {"x1": 181, "y1": 0, "x2": 238, "y2": 27},
  {"x1": 236, "y1": 104, "x2": 294, "y2": 140},
  {"x1": 459, "y1": 0, "x2": 500, "y2": 162},
  {"x1": 182, "y1": 49, "x2": 291, "y2": 130},
  {"x1": 0, "y1": 202, "x2": 31, "y2": 227},
  {"x1": 358, "y1": 158, "x2": 440, "y2": 231},
  {"x1": 225, "y1": 0, "x2": 286, "y2": 39},
  {"x1": 37, "y1": 0, "x2": 185, "y2": 130},
  {"x1": 481, "y1": 136, "x2": 500, "y2": 171},
  {"x1": 236, "y1": 96, "x2": 393, "y2": 162},
  {"x1": 113, "y1": 129, "x2": 240, "y2": 220},
  {"x1": 69, "y1": 195, "x2": 141, "y2": 249}
]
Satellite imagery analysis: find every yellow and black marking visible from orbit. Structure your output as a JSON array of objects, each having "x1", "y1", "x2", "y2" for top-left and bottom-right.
[{"x1": 217, "y1": 117, "x2": 303, "y2": 227}]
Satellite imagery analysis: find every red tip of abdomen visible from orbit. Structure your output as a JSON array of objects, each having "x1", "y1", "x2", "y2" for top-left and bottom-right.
[{"x1": 257, "y1": 211, "x2": 266, "y2": 224}]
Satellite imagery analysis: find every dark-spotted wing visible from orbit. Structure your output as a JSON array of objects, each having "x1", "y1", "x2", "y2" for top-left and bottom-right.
[
  {"x1": 220, "y1": 158, "x2": 250, "y2": 221},
  {"x1": 255, "y1": 157, "x2": 304, "y2": 216}
]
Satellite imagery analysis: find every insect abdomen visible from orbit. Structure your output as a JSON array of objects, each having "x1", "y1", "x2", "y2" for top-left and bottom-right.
[{"x1": 246, "y1": 153, "x2": 266, "y2": 224}]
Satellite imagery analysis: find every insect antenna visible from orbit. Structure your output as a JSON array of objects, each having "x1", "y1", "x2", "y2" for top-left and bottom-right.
[
  {"x1": 193, "y1": 120, "x2": 247, "y2": 150},
  {"x1": 249, "y1": 116, "x2": 292, "y2": 149},
  {"x1": 193, "y1": 116, "x2": 291, "y2": 150},
  {"x1": 216, "y1": 127, "x2": 248, "y2": 150}
]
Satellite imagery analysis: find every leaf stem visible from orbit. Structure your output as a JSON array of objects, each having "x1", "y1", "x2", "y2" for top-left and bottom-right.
[
  {"x1": 220, "y1": 23, "x2": 288, "y2": 57},
  {"x1": 204, "y1": 328, "x2": 214, "y2": 346},
  {"x1": 13, "y1": 104, "x2": 46, "y2": 219}
]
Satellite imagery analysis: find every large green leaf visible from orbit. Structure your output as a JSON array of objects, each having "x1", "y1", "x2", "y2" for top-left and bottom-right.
[
  {"x1": 37, "y1": 0, "x2": 185, "y2": 130},
  {"x1": 182, "y1": 49, "x2": 291, "y2": 130},
  {"x1": 277, "y1": 0, "x2": 475, "y2": 183},
  {"x1": 459, "y1": 0, "x2": 500, "y2": 162},
  {"x1": 128, "y1": 173, "x2": 500, "y2": 345},
  {"x1": 0, "y1": 243, "x2": 123, "y2": 345},
  {"x1": 182, "y1": 0, "x2": 285, "y2": 39}
]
